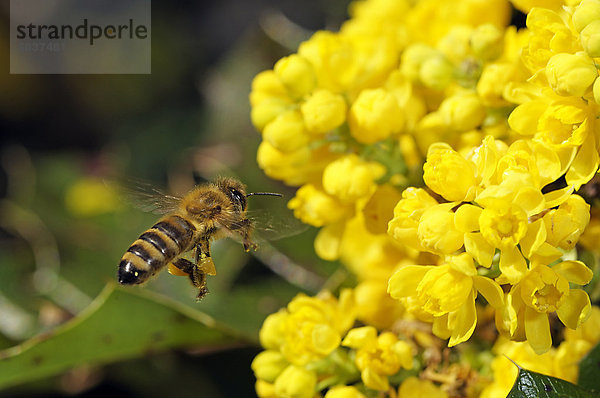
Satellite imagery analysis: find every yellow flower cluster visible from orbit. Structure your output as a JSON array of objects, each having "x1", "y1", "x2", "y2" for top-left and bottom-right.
[
  {"x1": 250, "y1": 0, "x2": 600, "y2": 396},
  {"x1": 252, "y1": 290, "x2": 416, "y2": 397}
]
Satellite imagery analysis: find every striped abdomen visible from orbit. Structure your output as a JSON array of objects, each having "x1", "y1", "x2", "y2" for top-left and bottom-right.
[{"x1": 118, "y1": 215, "x2": 196, "y2": 285}]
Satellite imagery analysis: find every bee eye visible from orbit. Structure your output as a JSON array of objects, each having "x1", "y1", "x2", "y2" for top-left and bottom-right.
[{"x1": 229, "y1": 188, "x2": 247, "y2": 210}]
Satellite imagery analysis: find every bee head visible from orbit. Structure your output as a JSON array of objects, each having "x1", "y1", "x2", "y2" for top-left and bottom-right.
[{"x1": 216, "y1": 177, "x2": 247, "y2": 211}]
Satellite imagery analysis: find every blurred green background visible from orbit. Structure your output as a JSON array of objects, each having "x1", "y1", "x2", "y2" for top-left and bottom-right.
[{"x1": 0, "y1": 1, "x2": 352, "y2": 397}]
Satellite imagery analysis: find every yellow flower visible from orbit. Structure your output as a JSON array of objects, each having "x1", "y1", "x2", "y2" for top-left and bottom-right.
[
  {"x1": 251, "y1": 350, "x2": 289, "y2": 383},
  {"x1": 274, "y1": 365, "x2": 317, "y2": 398},
  {"x1": 388, "y1": 254, "x2": 504, "y2": 346},
  {"x1": 437, "y1": 92, "x2": 486, "y2": 132},
  {"x1": 500, "y1": 261, "x2": 593, "y2": 354},
  {"x1": 388, "y1": 187, "x2": 439, "y2": 252},
  {"x1": 580, "y1": 20, "x2": 600, "y2": 57},
  {"x1": 262, "y1": 110, "x2": 310, "y2": 153},
  {"x1": 348, "y1": 88, "x2": 404, "y2": 144},
  {"x1": 397, "y1": 377, "x2": 448, "y2": 398},
  {"x1": 342, "y1": 326, "x2": 413, "y2": 391},
  {"x1": 417, "y1": 203, "x2": 464, "y2": 255},
  {"x1": 280, "y1": 290, "x2": 356, "y2": 365},
  {"x1": 572, "y1": 0, "x2": 600, "y2": 33},
  {"x1": 273, "y1": 54, "x2": 317, "y2": 99},
  {"x1": 256, "y1": 380, "x2": 276, "y2": 398},
  {"x1": 250, "y1": 70, "x2": 288, "y2": 108},
  {"x1": 423, "y1": 143, "x2": 477, "y2": 202},
  {"x1": 418, "y1": 55, "x2": 454, "y2": 90},
  {"x1": 322, "y1": 154, "x2": 386, "y2": 202},
  {"x1": 288, "y1": 184, "x2": 354, "y2": 227},
  {"x1": 545, "y1": 53, "x2": 597, "y2": 97},
  {"x1": 300, "y1": 90, "x2": 348, "y2": 134},
  {"x1": 543, "y1": 194, "x2": 590, "y2": 250}
]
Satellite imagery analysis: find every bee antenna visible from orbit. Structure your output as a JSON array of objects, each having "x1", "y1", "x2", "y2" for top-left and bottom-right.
[{"x1": 247, "y1": 192, "x2": 283, "y2": 198}]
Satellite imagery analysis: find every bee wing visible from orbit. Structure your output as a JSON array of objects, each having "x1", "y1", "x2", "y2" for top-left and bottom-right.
[
  {"x1": 117, "y1": 179, "x2": 182, "y2": 215},
  {"x1": 246, "y1": 208, "x2": 309, "y2": 241}
]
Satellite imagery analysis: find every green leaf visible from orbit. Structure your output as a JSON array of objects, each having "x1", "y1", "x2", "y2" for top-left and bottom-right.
[
  {"x1": 507, "y1": 367, "x2": 594, "y2": 398},
  {"x1": 578, "y1": 342, "x2": 600, "y2": 393},
  {"x1": 0, "y1": 282, "x2": 239, "y2": 390}
]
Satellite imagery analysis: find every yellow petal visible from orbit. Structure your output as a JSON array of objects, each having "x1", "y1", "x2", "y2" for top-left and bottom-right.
[
  {"x1": 499, "y1": 246, "x2": 528, "y2": 284},
  {"x1": 557, "y1": 289, "x2": 592, "y2": 329},
  {"x1": 524, "y1": 306, "x2": 552, "y2": 354},
  {"x1": 543, "y1": 186, "x2": 574, "y2": 208},
  {"x1": 508, "y1": 100, "x2": 545, "y2": 136},
  {"x1": 519, "y1": 219, "x2": 546, "y2": 258},
  {"x1": 454, "y1": 204, "x2": 482, "y2": 233},
  {"x1": 473, "y1": 275, "x2": 504, "y2": 309},
  {"x1": 566, "y1": 133, "x2": 600, "y2": 190},
  {"x1": 432, "y1": 314, "x2": 451, "y2": 340},
  {"x1": 388, "y1": 265, "x2": 433, "y2": 299},
  {"x1": 448, "y1": 290, "x2": 477, "y2": 347},
  {"x1": 464, "y1": 232, "x2": 494, "y2": 268},
  {"x1": 341, "y1": 326, "x2": 377, "y2": 349},
  {"x1": 552, "y1": 261, "x2": 593, "y2": 285},
  {"x1": 312, "y1": 324, "x2": 341, "y2": 355},
  {"x1": 514, "y1": 187, "x2": 545, "y2": 217},
  {"x1": 362, "y1": 367, "x2": 389, "y2": 391}
]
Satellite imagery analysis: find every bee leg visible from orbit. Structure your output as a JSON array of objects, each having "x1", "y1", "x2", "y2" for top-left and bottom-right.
[
  {"x1": 172, "y1": 258, "x2": 208, "y2": 300},
  {"x1": 171, "y1": 258, "x2": 195, "y2": 274},
  {"x1": 232, "y1": 218, "x2": 258, "y2": 252},
  {"x1": 191, "y1": 269, "x2": 208, "y2": 301}
]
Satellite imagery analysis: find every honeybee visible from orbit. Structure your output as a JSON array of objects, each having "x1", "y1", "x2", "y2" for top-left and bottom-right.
[{"x1": 118, "y1": 177, "x2": 282, "y2": 300}]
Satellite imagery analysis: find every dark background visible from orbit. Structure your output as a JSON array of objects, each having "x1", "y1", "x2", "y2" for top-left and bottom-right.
[{"x1": 0, "y1": 1, "x2": 351, "y2": 397}]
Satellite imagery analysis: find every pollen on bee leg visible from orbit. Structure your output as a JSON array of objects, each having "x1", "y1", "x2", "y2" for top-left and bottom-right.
[
  {"x1": 198, "y1": 258, "x2": 217, "y2": 276},
  {"x1": 168, "y1": 262, "x2": 189, "y2": 276}
]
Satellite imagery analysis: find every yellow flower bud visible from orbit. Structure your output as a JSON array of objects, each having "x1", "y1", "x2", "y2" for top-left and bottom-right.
[
  {"x1": 259, "y1": 310, "x2": 287, "y2": 350},
  {"x1": 419, "y1": 55, "x2": 454, "y2": 90},
  {"x1": 423, "y1": 144, "x2": 476, "y2": 202},
  {"x1": 580, "y1": 20, "x2": 600, "y2": 57},
  {"x1": 545, "y1": 53, "x2": 597, "y2": 97},
  {"x1": 314, "y1": 222, "x2": 345, "y2": 260},
  {"x1": 255, "y1": 380, "x2": 276, "y2": 398},
  {"x1": 325, "y1": 386, "x2": 367, "y2": 398},
  {"x1": 274, "y1": 365, "x2": 317, "y2": 398},
  {"x1": 274, "y1": 54, "x2": 316, "y2": 99},
  {"x1": 262, "y1": 110, "x2": 310, "y2": 153},
  {"x1": 543, "y1": 194, "x2": 590, "y2": 250},
  {"x1": 256, "y1": 141, "x2": 311, "y2": 185},
  {"x1": 417, "y1": 204, "x2": 464, "y2": 255},
  {"x1": 438, "y1": 92, "x2": 486, "y2": 131},
  {"x1": 288, "y1": 184, "x2": 354, "y2": 227},
  {"x1": 322, "y1": 154, "x2": 386, "y2": 202},
  {"x1": 471, "y1": 24, "x2": 504, "y2": 61},
  {"x1": 251, "y1": 350, "x2": 288, "y2": 383},
  {"x1": 572, "y1": 0, "x2": 600, "y2": 33},
  {"x1": 348, "y1": 88, "x2": 404, "y2": 144},
  {"x1": 400, "y1": 43, "x2": 438, "y2": 82},
  {"x1": 250, "y1": 70, "x2": 288, "y2": 107},
  {"x1": 300, "y1": 90, "x2": 347, "y2": 134},
  {"x1": 437, "y1": 25, "x2": 473, "y2": 64},
  {"x1": 251, "y1": 98, "x2": 291, "y2": 132}
]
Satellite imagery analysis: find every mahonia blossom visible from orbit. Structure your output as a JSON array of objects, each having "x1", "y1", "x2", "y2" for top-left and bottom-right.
[{"x1": 251, "y1": 0, "x2": 600, "y2": 396}]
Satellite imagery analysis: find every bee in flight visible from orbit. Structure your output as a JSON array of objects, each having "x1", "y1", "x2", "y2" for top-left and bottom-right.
[{"x1": 118, "y1": 177, "x2": 281, "y2": 300}]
